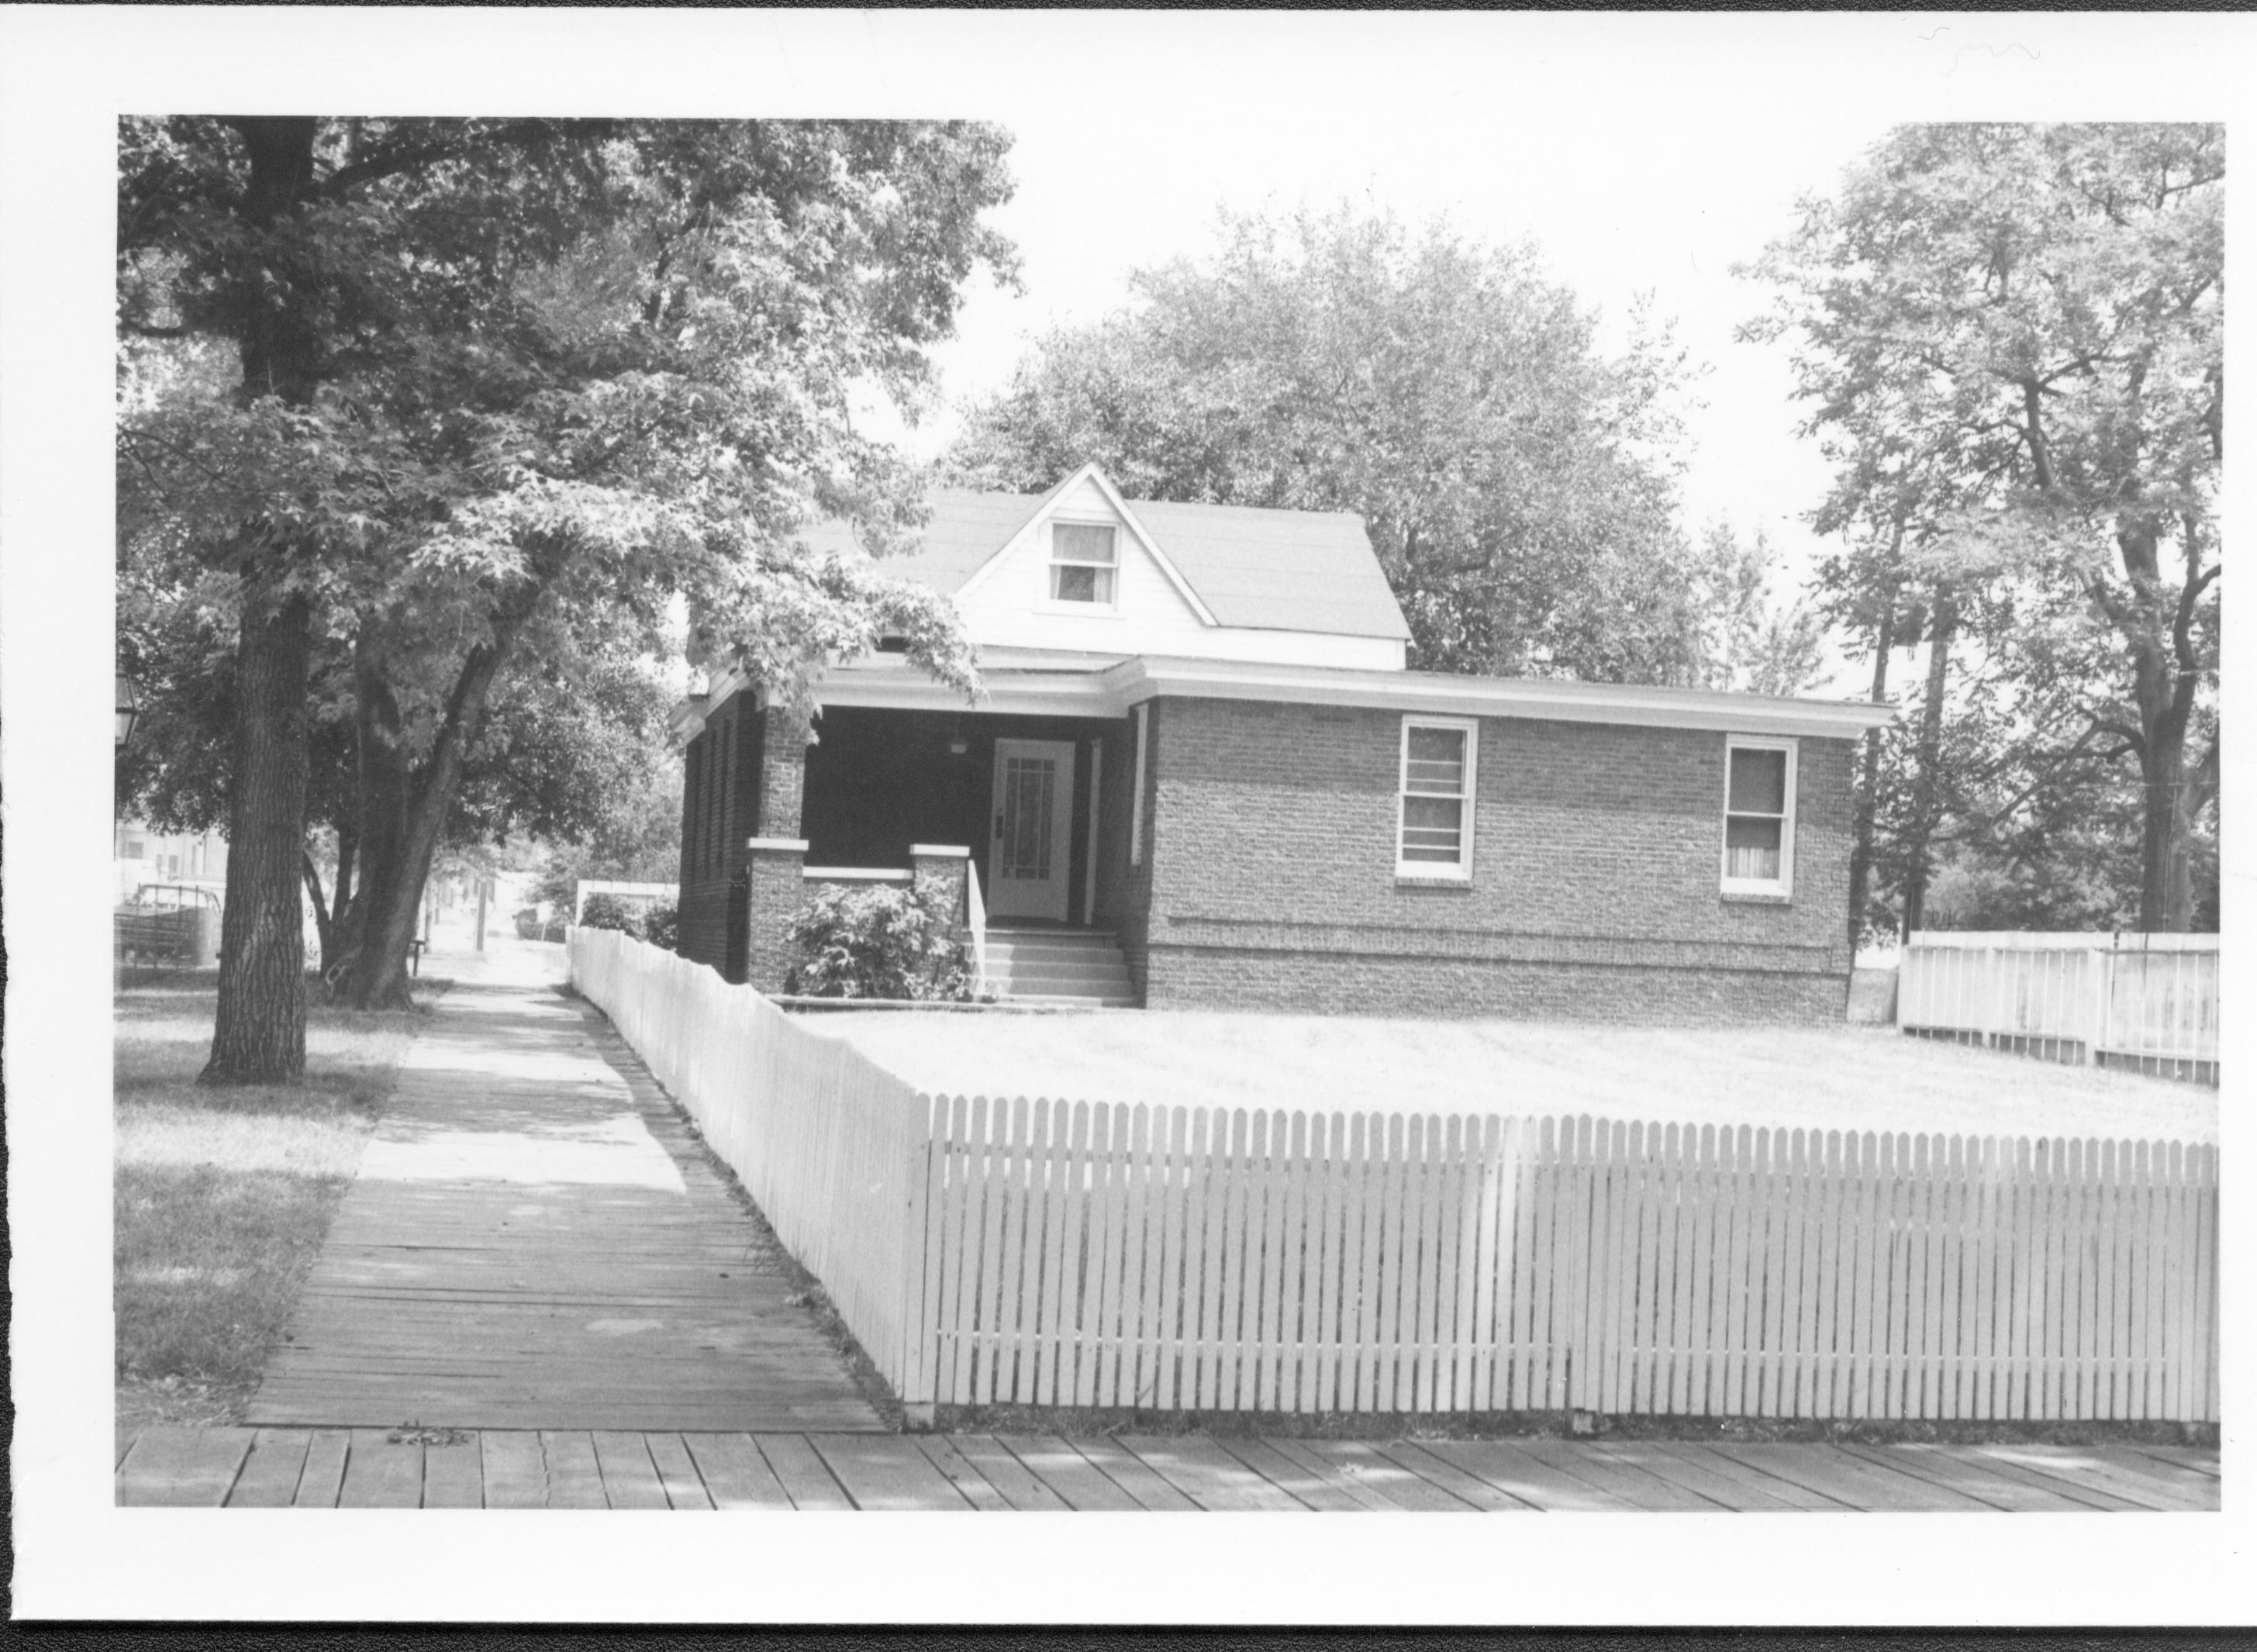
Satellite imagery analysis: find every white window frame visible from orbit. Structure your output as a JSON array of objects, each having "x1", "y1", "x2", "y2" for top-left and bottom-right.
[
  {"x1": 1043, "y1": 517, "x2": 1122, "y2": 611},
  {"x1": 1720, "y1": 734, "x2": 1797, "y2": 898},
  {"x1": 1129, "y1": 703, "x2": 1149, "y2": 866},
  {"x1": 1396, "y1": 715, "x2": 1479, "y2": 881}
]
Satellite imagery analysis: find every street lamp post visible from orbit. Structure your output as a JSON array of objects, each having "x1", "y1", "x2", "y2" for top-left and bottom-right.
[{"x1": 115, "y1": 670, "x2": 142, "y2": 751}]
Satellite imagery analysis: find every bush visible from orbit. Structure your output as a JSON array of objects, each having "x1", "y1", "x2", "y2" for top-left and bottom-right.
[
  {"x1": 640, "y1": 902, "x2": 679, "y2": 952},
  {"x1": 784, "y1": 885, "x2": 970, "y2": 1001},
  {"x1": 578, "y1": 894, "x2": 639, "y2": 933}
]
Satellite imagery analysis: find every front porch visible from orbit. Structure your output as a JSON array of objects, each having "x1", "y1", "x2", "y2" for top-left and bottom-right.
[
  {"x1": 678, "y1": 685, "x2": 1147, "y2": 1003},
  {"x1": 802, "y1": 705, "x2": 1123, "y2": 929}
]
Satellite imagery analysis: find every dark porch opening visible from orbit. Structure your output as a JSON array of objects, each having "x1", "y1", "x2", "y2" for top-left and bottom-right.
[{"x1": 801, "y1": 705, "x2": 1127, "y2": 926}]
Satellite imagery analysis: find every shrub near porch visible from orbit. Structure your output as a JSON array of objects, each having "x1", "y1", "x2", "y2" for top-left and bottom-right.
[{"x1": 115, "y1": 971, "x2": 423, "y2": 1430}]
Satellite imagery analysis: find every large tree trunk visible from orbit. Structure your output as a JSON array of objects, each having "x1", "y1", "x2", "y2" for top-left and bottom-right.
[
  {"x1": 301, "y1": 821, "x2": 358, "y2": 975},
  {"x1": 344, "y1": 598, "x2": 543, "y2": 1006},
  {"x1": 202, "y1": 116, "x2": 323, "y2": 1083},
  {"x1": 1897, "y1": 583, "x2": 1956, "y2": 940},
  {"x1": 1845, "y1": 524, "x2": 1903, "y2": 954},
  {"x1": 2135, "y1": 704, "x2": 2197, "y2": 931},
  {"x1": 1847, "y1": 612, "x2": 1893, "y2": 953},
  {"x1": 202, "y1": 591, "x2": 312, "y2": 1082},
  {"x1": 302, "y1": 851, "x2": 333, "y2": 967},
  {"x1": 336, "y1": 640, "x2": 411, "y2": 986},
  {"x1": 2114, "y1": 518, "x2": 2204, "y2": 933}
]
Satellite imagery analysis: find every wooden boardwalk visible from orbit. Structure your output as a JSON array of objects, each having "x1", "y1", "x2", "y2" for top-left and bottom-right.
[
  {"x1": 116, "y1": 1425, "x2": 2219, "y2": 1510},
  {"x1": 243, "y1": 974, "x2": 881, "y2": 1433}
]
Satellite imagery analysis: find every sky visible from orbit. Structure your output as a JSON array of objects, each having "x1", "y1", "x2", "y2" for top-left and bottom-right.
[
  {"x1": 829, "y1": 15, "x2": 2110, "y2": 695},
  {"x1": 878, "y1": 96, "x2": 1884, "y2": 576}
]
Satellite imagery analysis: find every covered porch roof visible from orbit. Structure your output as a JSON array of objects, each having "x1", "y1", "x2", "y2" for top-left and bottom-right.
[{"x1": 739, "y1": 647, "x2": 1898, "y2": 740}]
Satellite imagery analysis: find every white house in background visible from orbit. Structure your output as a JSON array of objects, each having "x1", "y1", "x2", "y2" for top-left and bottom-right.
[{"x1": 114, "y1": 819, "x2": 227, "y2": 903}]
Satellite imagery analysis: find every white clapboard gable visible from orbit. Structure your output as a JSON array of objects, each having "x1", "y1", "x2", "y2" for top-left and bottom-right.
[
  {"x1": 945, "y1": 467, "x2": 1389, "y2": 666},
  {"x1": 953, "y1": 469, "x2": 1217, "y2": 652}
]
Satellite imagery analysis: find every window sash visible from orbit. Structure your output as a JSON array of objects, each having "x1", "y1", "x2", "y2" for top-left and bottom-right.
[
  {"x1": 1051, "y1": 523, "x2": 1118, "y2": 566},
  {"x1": 1397, "y1": 718, "x2": 1475, "y2": 876},
  {"x1": 1051, "y1": 562, "x2": 1116, "y2": 603},
  {"x1": 1721, "y1": 737, "x2": 1795, "y2": 894}
]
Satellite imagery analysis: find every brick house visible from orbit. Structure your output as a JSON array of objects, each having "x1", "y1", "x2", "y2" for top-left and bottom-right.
[{"x1": 675, "y1": 464, "x2": 1890, "y2": 1019}]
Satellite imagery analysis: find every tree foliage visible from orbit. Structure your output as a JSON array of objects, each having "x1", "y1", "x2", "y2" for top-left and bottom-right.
[
  {"x1": 950, "y1": 206, "x2": 1762, "y2": 685},
  {"x1": 1745, "y1": 122, "x2": 2221, "y2": 933},
  {"x1": 119, "y1": 118, "x2": 1017, "y2": 1050}
]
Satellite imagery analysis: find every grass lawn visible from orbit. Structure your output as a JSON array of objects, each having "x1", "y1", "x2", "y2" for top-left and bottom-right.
[
  {"x1": 115, "y1": 970, "x2": 429, "y2": 1431},
  {"x1": 815, "y1": 1010, "x2": 2217, "y2": 1146}
]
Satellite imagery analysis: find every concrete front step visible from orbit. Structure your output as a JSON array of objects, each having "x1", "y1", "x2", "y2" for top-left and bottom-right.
[
  {"x1": 980, "y1": 927, "x2": 1134, "y2": 1006},
  {"x1": 996, "y1": 981, "x2": 1134, "y2": 1002},
  {"x1": 984, "y1": 938, "x2": 1120, "y2": 957}
]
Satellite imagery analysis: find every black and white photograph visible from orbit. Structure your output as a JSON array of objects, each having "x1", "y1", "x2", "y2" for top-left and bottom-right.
[{"x1": 3, "y1": 5, "x2": 2246, "y2": 1627}]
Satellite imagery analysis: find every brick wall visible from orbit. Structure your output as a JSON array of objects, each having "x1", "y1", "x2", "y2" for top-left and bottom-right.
[
  {"x1": 1141, "y1": 696, "x2": 1855, "y2": 1023},
  {"x1": 677, "y1": 688, "x2": 775, "y2": 983}
]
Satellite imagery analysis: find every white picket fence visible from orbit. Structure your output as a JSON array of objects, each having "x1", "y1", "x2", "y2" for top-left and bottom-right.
[
  {"x1": 1900, "y1": 931, "x2": 2219, "y2": 1083},
  {"x1": 573, "y1": 931, "x2": 2220, "y2": 1424},
  {"x1": 917, "y1": 1099, "x2": 2217, "y2": 1424}
]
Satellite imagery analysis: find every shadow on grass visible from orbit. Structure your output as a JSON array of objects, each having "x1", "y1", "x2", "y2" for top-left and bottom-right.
[{"x1": 115, "y1": 978, "x2": 430, "y2": 1431}]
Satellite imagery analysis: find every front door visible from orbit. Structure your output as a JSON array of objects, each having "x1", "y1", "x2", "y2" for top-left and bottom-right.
[{"x1": 988, "y1": 739, "x2": 1075, "y2": 923}]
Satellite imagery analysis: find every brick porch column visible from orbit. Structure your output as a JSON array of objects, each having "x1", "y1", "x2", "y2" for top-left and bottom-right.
[
  {"x1": 742, "y1": 702, "x2": 813, "y2": 994},
  {"x1": 909, "y1": 843, "x2": 971, "y2": 923},
  {"x1": 744, "y1": 838, "x2": 809, "y2": 993},
  {"x1": 754, "y1": 702, "x2": 810, "y2": 842}
]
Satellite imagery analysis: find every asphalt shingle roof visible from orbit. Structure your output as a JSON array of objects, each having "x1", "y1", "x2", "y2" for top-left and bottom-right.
[{"x1": 802, "y1": 485, "x2": 1412, "y2": 642}]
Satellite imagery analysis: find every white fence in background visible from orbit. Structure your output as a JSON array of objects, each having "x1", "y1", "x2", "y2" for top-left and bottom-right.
[
  {"x1": 573, "y1": 879, "x2": 678, "y2": 923},
  {"x1": 572, "y1": 930, "x2": 2218, "y2": 1424},
  {"x1": 1899, "y1": 932, "x2": 2218, "y2": 1085},
  {"x1": 568, "y1": 927, "x2": 933, "y2": 1405}
]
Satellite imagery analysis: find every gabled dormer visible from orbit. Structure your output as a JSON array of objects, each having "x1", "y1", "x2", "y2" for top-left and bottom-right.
[
  {"x1": 955, "y1": 464, "x2": 1220, "y2": 640},
  {"x1": 799, "y1": 463, "x2": 1412, "y2": 671}
]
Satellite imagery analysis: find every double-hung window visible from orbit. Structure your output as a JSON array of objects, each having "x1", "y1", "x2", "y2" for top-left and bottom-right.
[
  {"x1": 1049, "y1": 523, "x2": 1118, "y2": 605},
  {"x1": 1721, "y1": 736, "x2": 1796, "y2": 898},
  {"x1": 1396, "y1": 716, "x2": 1477, "y2": 879}
]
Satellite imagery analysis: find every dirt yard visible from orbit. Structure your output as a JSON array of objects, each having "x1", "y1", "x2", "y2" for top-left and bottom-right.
[{"x1": 811, "y1": 1010, "x2": 2217, "y2": 1145}]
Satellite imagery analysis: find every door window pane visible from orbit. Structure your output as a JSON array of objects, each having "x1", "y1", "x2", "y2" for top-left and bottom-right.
[{"x1": 1001, "y1": 756, "x2": 1055, "y2": 879}]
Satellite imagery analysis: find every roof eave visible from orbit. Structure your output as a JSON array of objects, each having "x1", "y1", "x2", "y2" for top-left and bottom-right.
[
  {"x1": 1117, "y1": 657, "x2": 1897, "y2": 737},
  {"x1": 810, "y1": 653, "x2": 1896, "y2": 736}
]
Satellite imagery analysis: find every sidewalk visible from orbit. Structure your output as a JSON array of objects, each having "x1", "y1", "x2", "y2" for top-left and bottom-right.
[
  {"x1": 242, "y1": 927, "x2": 880, "y2": 1433},
  {"x1": 116, "y1": 1424, "x2": 2221, "y2": 1510}
]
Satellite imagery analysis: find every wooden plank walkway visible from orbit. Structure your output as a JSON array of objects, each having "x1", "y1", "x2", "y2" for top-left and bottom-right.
[
  {"x1": 117, "y1": 1426, "x2": 2219, "y2": 1511},
  {"x1": 243, "y1": 976, "x2": 880, "y2": 1433}
]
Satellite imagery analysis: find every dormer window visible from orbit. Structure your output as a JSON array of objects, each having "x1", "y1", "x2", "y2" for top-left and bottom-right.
[{"x1": 1049, "y1": 523, "x2": 1118, "y2": 605}]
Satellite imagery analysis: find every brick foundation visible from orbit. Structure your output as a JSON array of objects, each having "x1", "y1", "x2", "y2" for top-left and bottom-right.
[{"x1": 1144, "y1": 945, "x2": 1848, "y2": 1023}]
